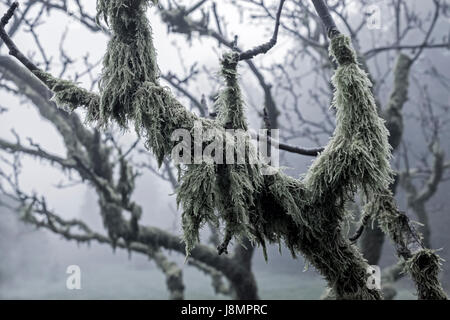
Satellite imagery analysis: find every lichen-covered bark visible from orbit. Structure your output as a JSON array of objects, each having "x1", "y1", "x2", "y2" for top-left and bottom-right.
[
  {"x1": 151, "y1": 249, "x2": 185, "y2": 300},
  {"x1": 373, "y1": 195, "x2": 447, "y2": 299}
]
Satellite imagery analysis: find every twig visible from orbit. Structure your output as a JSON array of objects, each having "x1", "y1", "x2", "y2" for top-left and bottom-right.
[
  {"x1": 248, "y1": 129, "x2": 324, "y2": 156},
  {"x1": 310, "y1": 0, "x2": 340, "y2": 38},
  {"x1": 239, "y1": 0, "x2": 286, "y2": 60}
]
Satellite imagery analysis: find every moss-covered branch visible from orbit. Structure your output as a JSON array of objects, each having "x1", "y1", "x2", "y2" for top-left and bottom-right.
[{"x1": 0, "y1": 0, "x2": 447, "y2": 299}]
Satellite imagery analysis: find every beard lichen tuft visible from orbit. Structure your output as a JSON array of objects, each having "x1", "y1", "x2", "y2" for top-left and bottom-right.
[
  {"x1": 215, "y1": 52, "x2": 248, "y2": 130},
  {"x1": 305, "y1": 34, "x2": 393, "y2": 206},
  {"x1": 177, "y1": 163, "x2": 218, "y2": 255},
  {"x1": 405, "y1": 249, "x2": 447, "y2": 300},
  {"x1": 96, "y1": 0, "x2": 160, "y2": 128}
]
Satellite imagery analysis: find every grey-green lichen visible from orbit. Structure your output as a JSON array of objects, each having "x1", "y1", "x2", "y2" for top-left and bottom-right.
[
  {"x1": 33, "y1": 70, "x2": 100, "y2": 121},
  {"x1": 96, "y1": 0, "x2": 160, "y2": 128},
  {"x1": 383, "y1": 53, "x2": 412, "y2": 150},
  {"x1": 177, "y1": 52, "x2": 264, "y2": 256},
  {"x1": 215, "y1": 52, "x2": 248, "y2": 130},
  {"x1": 305, "y1": 34, "x2": 393, "y2": 205},
  {"x1": 38, "y1": 1, "x2": 446, "y2": 299},
  {"x1": 405, "y1": 249, "x2": 447, "y2": 300},
  {"x1": 132, "y1": 83, "x2": 196, "y2": 165},
  {"x1": 177, "y1": 163, "x2": 218, "y2": 255},
  {"x1": 372, "y1": 193, "x2": 448, "y2": 299}
]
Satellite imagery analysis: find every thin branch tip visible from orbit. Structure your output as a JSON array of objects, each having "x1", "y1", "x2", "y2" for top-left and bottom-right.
[
  {"x1": 1, "y1": 2, "x2": 19, "y2": 27},
  {"x1": 238, "y1": 0, "x2": 286, "y2": 61}
]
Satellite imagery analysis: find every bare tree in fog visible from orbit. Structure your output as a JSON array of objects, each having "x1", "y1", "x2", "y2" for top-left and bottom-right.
[{"x1": 0, "y1": 0, "x2": 449, "y2": 300}]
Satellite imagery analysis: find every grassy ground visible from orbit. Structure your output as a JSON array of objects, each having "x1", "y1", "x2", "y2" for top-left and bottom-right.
[{"x1": 1, "y1": 259, "x2": 416, "y2": 300}]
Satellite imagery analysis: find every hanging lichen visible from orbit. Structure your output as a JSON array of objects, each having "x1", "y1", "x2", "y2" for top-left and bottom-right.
[
  {"x1": 215, "y1": 52, "x2": 248, "y2": 130},
  {"x1": 96, "y1": 0, "x2": 160, "y2": 128},
  {"x1": 405, "y1": 249, "x2": 447, "y2": 300},
  {"x1": 177, "y1": 163, "x2": 218, "y2": 255},
  {"x1": 133, "y1": 83, "x2": 197, "y2": 165},
  {"x1": 371, "y1": 194, "x2": 447, "y2": 299},
  {"x1": 176, "y1": 52, "x2": 264, "y2": 256}
]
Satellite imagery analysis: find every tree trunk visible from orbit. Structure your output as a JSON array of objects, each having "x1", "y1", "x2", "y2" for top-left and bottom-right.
[
  {"x1": 231, "y1": 237, "x2": 260, "y2": 300},
  {"x1": 360, "y1": 221, "x2": 385, "y2": 265}
]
